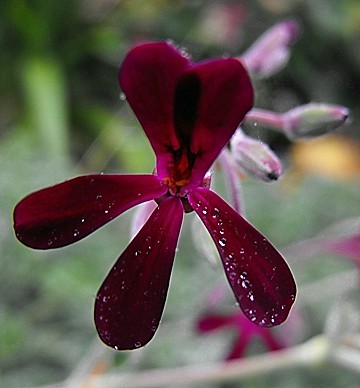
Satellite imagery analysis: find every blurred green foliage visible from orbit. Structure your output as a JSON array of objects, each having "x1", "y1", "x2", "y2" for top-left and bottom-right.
[{"x1": 0, "y1": 0, "x2": 360, "y2": 386}]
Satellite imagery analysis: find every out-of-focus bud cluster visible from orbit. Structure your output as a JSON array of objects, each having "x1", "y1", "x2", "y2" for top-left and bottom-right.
[
  {"x1": 241, "y1": 19, "x2": 300, "y2": 78},
  {"x1": 230, "y1": 128, "x2": 283, "y2": 182},
  {"x1": 244, "y1": 103, "x2": 350, "y2": 140},
  {"x1": 282, "y1": 103, "x2": 350, "y2": 140}
]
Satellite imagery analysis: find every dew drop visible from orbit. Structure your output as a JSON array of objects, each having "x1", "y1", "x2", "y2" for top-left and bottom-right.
[
  {"x1": 247, "y1": 291, "x2": 255, "y2": 302},
  {"x1": 96, "y1": 194, "x2": 103, "y2": 200},
  {"x1": 119, "y1": 92, "x2": 126, "y2": 101},
  {"x1": 241, "y1": 279, "x2": 250, "y2": 289},
  {"x1": 114, "y1": 345, "x2": 119, "y2": 350},
  {"x1": 134, "y1": 341, "x2": 142, "y2": 348},
  {"x1": 47, "y1": 239, "x2": 53, "y2": 246},
  {"x1": 73, "y1": 229, "x2": 80, "y2": 237},
  {"x1": 218, "y1": 238, "x2": 226, "y2": 247},
  {"x1": 179, "y1": 47, "x2": 190, "y2": 58}
]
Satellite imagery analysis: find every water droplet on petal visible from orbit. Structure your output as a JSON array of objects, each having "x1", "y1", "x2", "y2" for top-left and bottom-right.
[
  {"x1": 247, "y1": 291, "x2": 255, "y2": 301},
  {"x1": 134, "y1": 341, "x2": 142, "y2": 348},
  {"x1": 219, "y1": 238, "x2": 227, "y2": 247},
  {"x1": 241, "y1": 279, "x2": 251, "y2": 289}
]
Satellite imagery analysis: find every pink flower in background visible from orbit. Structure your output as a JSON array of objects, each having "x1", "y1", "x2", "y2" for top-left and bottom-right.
[
  {"x1": 241, "y1": 19, "x2": 301, "y2": 78},
  {"x1": 197, "y1": 310, "x2": 284, "y2": 360},
  {"x1": 324, "y1": 234, "x2": 360, "y2": 267},
  {"x1": 13, "y1": 42, "x2": 296, "y2": 351}
]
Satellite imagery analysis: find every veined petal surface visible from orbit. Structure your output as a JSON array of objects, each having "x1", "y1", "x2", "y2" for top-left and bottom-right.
[
  {"x1": 14, "y1": 174, "x2": 167, "y2": 249},
  {"x1": 188, "y1": 188, "x2": 296, "y2": 327},
  {"x1": 95, "y1": 196, "x2": 183, "y2": 350}
]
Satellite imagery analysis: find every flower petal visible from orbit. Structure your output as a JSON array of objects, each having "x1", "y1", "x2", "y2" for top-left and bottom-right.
[
  {"x1": 119, "y1": 42, "x2": 189, "y2": 178},
  {"x1": 181, "y1": 57, "x2": 254, "y2": 190},
  {"x1": 120, "y1": 42, "x2": 254, "y2": 186},
  {"x1": 94, "y1": 196, "x2": 183, "y2": 350},
  {"x1": 14, "y1": 174, "x2": 167, "y2": 249},
  {"x1": 188, "y1": 188, "x2": 296, "y2": 327},
  {"x1": 197, "y1": 313, "x2": 233, "y2": 333}
]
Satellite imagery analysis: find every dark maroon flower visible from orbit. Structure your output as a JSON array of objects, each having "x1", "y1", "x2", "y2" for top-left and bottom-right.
[
  {"x1": 13, "y1": 42, "x2": 296, "y2": 350},
  {"x1": 197, "y1": 310, "x2": 284, "y2": 360}
]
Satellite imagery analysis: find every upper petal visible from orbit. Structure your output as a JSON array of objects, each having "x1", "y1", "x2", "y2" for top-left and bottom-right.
[
  {"x1": 13, "y1": 174, "x2": 167, "y2": 249},
  {"x1": 120, "y1": 42, "x2": 254, "y2": 186},
  {"x1": 180, "y1": 58, "x2": 254, "y2": 190},
  {"x1": 119, "y1": 42, "x2": 189, "y2": 178},
  {"x1": 95, "y1": 196, "x2": 183, "y2": 350},
  {"x1": 188, "y1": 188, "x2": 296, "y2": 328}
]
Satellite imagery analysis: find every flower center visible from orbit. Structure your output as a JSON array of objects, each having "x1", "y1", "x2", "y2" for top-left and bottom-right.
[
  {"x1": 157, "y1": 168, "x2": 211, "y2": 214},
  {"x1": 162, "y1": 151, "x2": 193, "y2": 194}
]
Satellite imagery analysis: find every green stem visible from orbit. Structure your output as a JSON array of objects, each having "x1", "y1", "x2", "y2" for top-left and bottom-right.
[
  {"x1": 85, "y1": 336, "x2": 330, "y2": 387},
  {"x1": 22, "y1": 56, "x2": 69, "y2": 159}
]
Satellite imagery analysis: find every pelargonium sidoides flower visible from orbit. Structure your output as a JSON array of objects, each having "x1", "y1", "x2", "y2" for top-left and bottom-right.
[{"x1": 13, "y1": 42, "x2": 296, "y2": 350}]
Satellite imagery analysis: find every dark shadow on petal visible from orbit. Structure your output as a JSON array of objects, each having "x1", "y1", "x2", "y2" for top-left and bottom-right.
[{"x1": 174, "y1": 73, "x2": 201, "y2": 146}]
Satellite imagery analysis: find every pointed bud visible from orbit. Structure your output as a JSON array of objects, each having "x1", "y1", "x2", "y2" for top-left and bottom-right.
[
  {"x1": 241, "y1": 19, "x2": 300, "y2": 78},
  {"x1": 230, "y1": 128, "x2": 283, "y2": 182},
  {"x1": 283, "y1": 103, "x2": 350, "y2": 140}
]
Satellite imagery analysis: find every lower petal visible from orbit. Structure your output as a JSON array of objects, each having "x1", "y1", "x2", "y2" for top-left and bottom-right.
[
  {"x1": 14, "y1": 174, "x2": 167, "y2": 249},
  {"x1": 94, "y1": 196, "x2": 183, "y2": 350},
  {"x1": 188, "y1": 188, "x2": 296, "y2": 328}
]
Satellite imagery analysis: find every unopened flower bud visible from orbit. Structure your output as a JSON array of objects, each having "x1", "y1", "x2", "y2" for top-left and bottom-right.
[
  {"x1": 283, "y1": 103, "x2": 350, "y2": 140},
  {"x1": 230, "y1": 129, "x2": 282, "y2": 182},
  {"x1": 241, "y1": 19, "x2": 300, "y2": 78}
]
